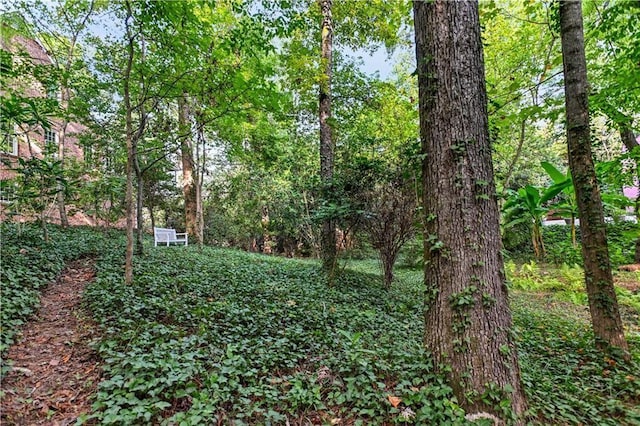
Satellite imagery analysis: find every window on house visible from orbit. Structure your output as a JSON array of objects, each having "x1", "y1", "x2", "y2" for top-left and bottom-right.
[
  {"x1": 1, "y1": 118, "x2": 18, "y2": 156},
  {"x1": 44, "y1": 129, "x2": 57, "y2": 157},
  {"x1": 0, "y1": 181, "x2": 16, "y2": 204}
]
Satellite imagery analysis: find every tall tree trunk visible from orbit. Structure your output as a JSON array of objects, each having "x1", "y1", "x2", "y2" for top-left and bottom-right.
[
  {"x1": 502, "y1": 118, "x2": 526, "y2": 193},
  {"x1": 50, "y1": 2, "x2": 94, "y2": 228},
  {"x1": 179, "y1": 93, "x2": 200, "y2": 245},
  {"x1": 413, "y1": 1, "x2": 527, "y2": 421},
  {"x1": 123, "y1": 1, "x2": 135, "y2": 285},
  {"x1": 133, "y1": 107, "x2": 146, "y2": 255},
  {"x1": 559, "y1": 0, "x2": 628, "y2": 356},
  {"x1": 195, "y1": 111, "x2": 206, "y2": 246},
  {"x1": 319, "y1": 0, "x2": 336, "y2": 283}
]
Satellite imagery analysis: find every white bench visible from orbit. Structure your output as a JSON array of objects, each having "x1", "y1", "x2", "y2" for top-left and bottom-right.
[{"x1": 154, "y1": 227, "x2": 188, "y2": 247}]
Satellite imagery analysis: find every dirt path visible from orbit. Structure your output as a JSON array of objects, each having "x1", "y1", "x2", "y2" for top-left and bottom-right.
[{"x1": 1, "y1": 258, "x2": 101, "y2": 425}]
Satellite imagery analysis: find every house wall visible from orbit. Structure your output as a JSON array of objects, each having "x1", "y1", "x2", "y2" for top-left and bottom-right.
[{"x1": 1, "y1": 31, "x2": 89, "y2": 223}]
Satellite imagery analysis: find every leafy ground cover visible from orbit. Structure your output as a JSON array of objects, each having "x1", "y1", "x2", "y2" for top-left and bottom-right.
[
  {"x1": 82, "y1": 245, "x2": 639, "y2": 424},
  {"x1": 0, "y1": 224, "x2": 112, "y2": 369},
  {"x1": 1, "y1": 225, "x2": 638, "y2": 424}
]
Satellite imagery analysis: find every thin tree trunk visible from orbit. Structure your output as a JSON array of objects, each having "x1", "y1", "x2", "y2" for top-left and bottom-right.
[
  {"x1": 135, "y1": 173, "x2": 144, "y2": 255},
  {"x1": 381, "y1": 251, "x2": 396, "y2": 289},
  {"x1": 133, "y1": 108, "x2": 146, "y2": 255},
  {"x1": 149, "y1": 205, "x2": 155, "y2": 231},
  {"x1": 413, "y1": 1, "x2": 527, "y2": 421},
  {"x1": 41, "y1": 208, "x2": 49, "y2": 243},
  {"x1": 502, "y1": 119, "x2": 527, "y2": 192},
  {"x1": 319, "y1": 0, "x2": 336, "y2": 283},
  {"x1": 261, "y1": 205, "x2": 271, "y2": 254},
  {"x1": 57, "y1": 123, "x2": 69, "y2": 227},
  {"x1": 179, "y1": 93, "x2": 200, "y2": 245},
  {"x1": 195, "y1": 111, "x2": 206, "y2": 246},
  {"x1": 123, "y1": 1, "x2": 135, "y2": 285},
  {"x1": 559, "y1": 0, "x2": 628, "y2": 356},
  {"x1": 50, "y1": 2, "x2": 94, "y2": 228}
]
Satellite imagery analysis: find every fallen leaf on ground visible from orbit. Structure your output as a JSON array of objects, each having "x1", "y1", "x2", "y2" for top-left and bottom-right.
[{"x1": 387, "y1": 395, "x2": 402, "y2": 408}]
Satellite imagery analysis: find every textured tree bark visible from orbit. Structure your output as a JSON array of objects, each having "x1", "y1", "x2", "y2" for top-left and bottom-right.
[
  {"x1": 123, "y1": 0, "x2": 135, "y2": 285},
  {"x1": 319, "y1": 0, "x2": 336, "y2": 282},
  {"x1": 179, "y1": 93, "x2": 201, "y2": 245},
  {"x1": 149, "y1": 206, "x2": 156, "y2": 232},
  {"x1": 261, "y1": 205, "x2": 272, "y2": 254},
  {"x1": 502, "y1": 119, "x2": 526, "y2": 193},
  {"x1": 413, "y1": 0, "x2": 527, "y2": 421},
  {"x1": 559, "y1": 0, "x2": 629, "y2": 356},
  {"x1": 619, "y1": 125, "x2": 639, "y2": 154},
  {"x1": 52, "y1": 3, "x2": 94, "y2": 228}
]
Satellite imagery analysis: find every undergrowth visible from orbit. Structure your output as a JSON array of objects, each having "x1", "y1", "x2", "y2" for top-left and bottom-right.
[
  {"x1": 83, "y1": 247, "x2": 460, "y2": 424},
  {"x1": 1, "y1": 224, "x2": 638, "y2": 424},
  {"x1": 83, "y1": 245, "x2": 639, "y2": 425},
  {"x1": 0, "y1": 223, "x2": 112, "y2": 373},
  {"x1": 506, "y1": 260, "x2": 640, "y2": 313}
]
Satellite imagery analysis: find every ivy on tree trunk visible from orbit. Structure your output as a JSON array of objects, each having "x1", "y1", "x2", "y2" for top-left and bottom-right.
[
  {"x1": 559, "y1": 0, "x2": 629, "y2": 357},
  {"x1": 319, "y1": 0, "x2": 336, "y2": 283},
  {"x1": 413, "y1": 0, "x2": 527, "y2": 420}
]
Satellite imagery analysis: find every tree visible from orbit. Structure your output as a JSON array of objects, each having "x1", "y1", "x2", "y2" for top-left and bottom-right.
[
  {"x1": 362, "y1": 179, "x2": 416, "y2": 289},
  {"x1": 318, "y1": 0, "x2": 337, "y2": 282},
  {"x1": 558, "y1": 0, "x2": 629, "y2": 356},
  {"x1": 178, "y1": 94, "x2": 201, "y2": 245},
  {"x1": 413, "y1": 0, "x2": 527, "y2": 421},
  {"x1": 481, "y1": 0, "x2": 565, "y2": 195},
  {"x1": 20, "y1": 0, "x2": 97, "y2": 228},
  {"x1": 586, "y1": 0, "x2": 640, "y2": 263},
  {"x1": 122, "y1": 0, "x2": 136, "y2": 284}
]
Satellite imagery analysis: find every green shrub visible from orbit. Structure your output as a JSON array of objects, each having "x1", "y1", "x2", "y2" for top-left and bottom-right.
[{"x1": 503, "y1": 221, "x2": 637, "y2": 267}]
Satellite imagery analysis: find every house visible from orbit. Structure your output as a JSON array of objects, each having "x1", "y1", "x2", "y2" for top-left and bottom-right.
[{"x1": 1, "y1": 29, "x2": 89, "y2": 222}]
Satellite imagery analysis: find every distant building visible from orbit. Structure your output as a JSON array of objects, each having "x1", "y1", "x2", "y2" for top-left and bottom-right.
[{"x1": 1, "y1": 30, "x2": 88, "y2": 221}]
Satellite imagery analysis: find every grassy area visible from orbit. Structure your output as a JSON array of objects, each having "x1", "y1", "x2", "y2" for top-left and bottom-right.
[{"x1": 2, "y1": 225, "x2": 639, "y2": 424}]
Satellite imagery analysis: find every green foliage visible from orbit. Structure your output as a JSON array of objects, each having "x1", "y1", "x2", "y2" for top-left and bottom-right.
[
  {"x1": 513, "y1": 295, "x2": 640, "y2": 425},
  {"x1": 505, "y1": 259, "x2": 640, "y2": 316},
  {"x1": 0, "y1": 224, "x2": 110, "y2": 373},
  {"x1": 83, "y1": 246, "x2": 461, "y2": 424},
  {"x1": 504, "y1": 222, "x2": 637, "y2": 268},
  {"x1": 3, "y1": 157, "x2": 69, "y2": 220},
  {"x1": 543, "y1": 223, "x2": 637, "y2": 267},
  {"x1": 2, "y1": 226, "x2": 638, "y2": 423},
  {"x1": 80, "y1": 246, "x2": 640, "y2": 424},
  {"x1": 505, "y1": 260, "x2": 583, "y2": 293}
]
